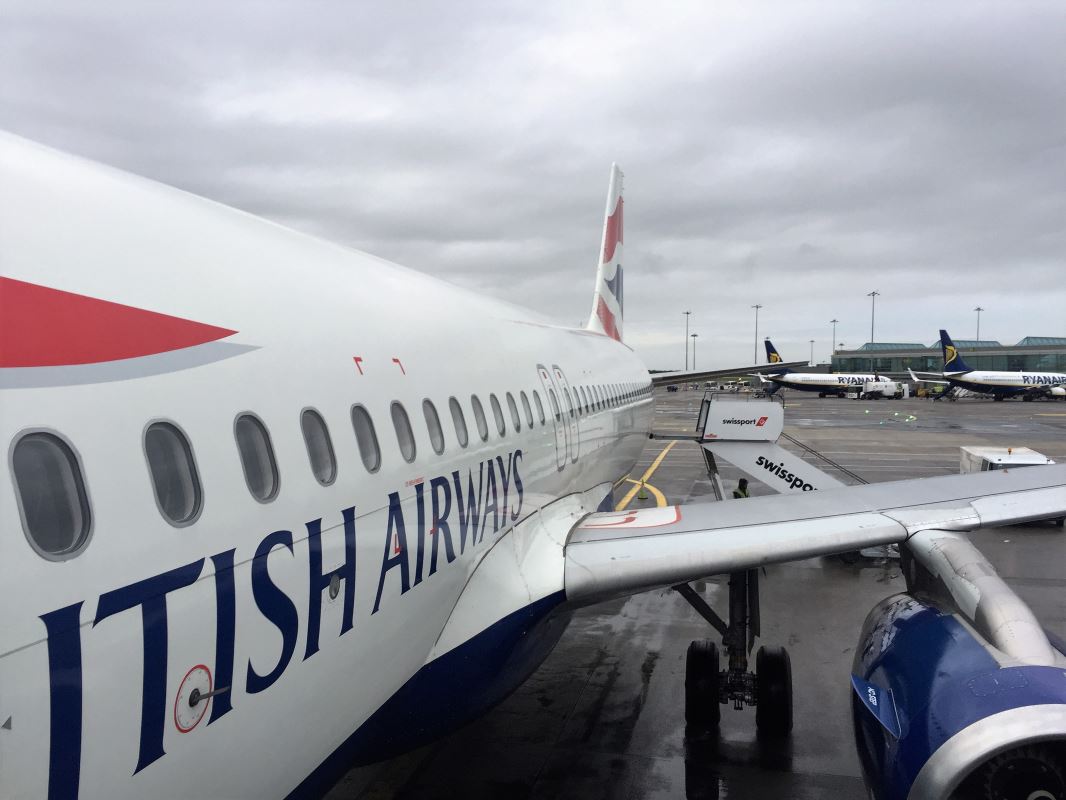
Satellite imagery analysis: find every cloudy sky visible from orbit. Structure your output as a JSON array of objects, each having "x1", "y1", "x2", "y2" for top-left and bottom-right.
[{"x1": 4, "y1": 2, "x2": 1064, "y2": 369}]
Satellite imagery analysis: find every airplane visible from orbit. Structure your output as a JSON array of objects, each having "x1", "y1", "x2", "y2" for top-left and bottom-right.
[
  {"x1": 908, "y1": 330, "x2": 1066, "y2": 402},
  {"x1": 752, "y1": 339, "x2": 889, "y2": 397},
  {"x1": 2, "y1": 133, "x2": 1065, "y2": 800}
]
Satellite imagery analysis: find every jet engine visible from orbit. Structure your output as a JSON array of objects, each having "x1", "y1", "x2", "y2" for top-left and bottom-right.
[{"x1": 851, "y1": 530, "x2": 1066, "y2": 800}]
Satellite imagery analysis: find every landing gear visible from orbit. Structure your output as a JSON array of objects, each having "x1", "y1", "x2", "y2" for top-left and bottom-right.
[
  {"x1": 755, "y1": 646, "x2": 793, "y2": 737},
  {"x1": 676, "y1": 575, "x2": 793, "y2": 736},
  {"x1": 685, "y1": 640, "x2": 720, "y2": 726},
  {"x1": 994, "y1": 395, "x2": 1005, "y2": 402}
]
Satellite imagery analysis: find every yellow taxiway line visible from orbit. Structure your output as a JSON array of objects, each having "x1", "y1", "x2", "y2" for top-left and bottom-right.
[{"x1": 616, "y1": 440, "x2": 677, "y2": 510}]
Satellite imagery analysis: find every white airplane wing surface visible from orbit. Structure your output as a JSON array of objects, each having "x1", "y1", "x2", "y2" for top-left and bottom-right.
[
  {"x1": 565, "y1": 465, "x2": 1066, "y2": 602},
  {"x1": 908, "y1": 368, "x2": 949, "y2": 384}
]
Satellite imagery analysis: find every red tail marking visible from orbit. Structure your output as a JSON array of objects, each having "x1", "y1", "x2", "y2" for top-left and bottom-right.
[
  {"x1": 0, "y1": 277, "x2": 236, "y2": 367},
  {"x1": 352, "y1": 356, "x2": 364, "y2": 375},
  {"x1": 392, "y1": 357, "x2": 406, "y2": 375},
  {"x1": 601, "y1": 196, "x2": 624, "y2": 264},
  {"x1": 596, "y1": 296, "x2": 621, "y2": 341}
]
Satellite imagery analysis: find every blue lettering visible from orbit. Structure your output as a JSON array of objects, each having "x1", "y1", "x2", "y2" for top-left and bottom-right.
[
  {"x1": 246, "y1": 531, "x2": 298, "y2": 694},
  {"x1": 414, "y1": 483, "x2": 427, "y2": 586},
  {"x1": 94, "y1": 559, "x2": 205, "y2": 773},
  {"x1": 372, "y1": 492, "x2": 411, "y2": 614},
  {"x1": 429, "y1": 476, "x2": 456, "y2": 575},
  {"x1": 304, "y1": 507, "x2": 357, "y2": 661},
  {"x1": 511, "y1": 450, "x2": 524, "y2": 521},
  {"x1": 483, "y1": 458, "x2": 499, "y2": 538},
  {"x1": 451, "y1": 465, "x2": 484, "y2": 553},
  {"x1": 41, "y1": 602, "x2": 84, "y2": 800},
  {"x1": 209, "y1": 549, "x2": 236, "y2": 723}
]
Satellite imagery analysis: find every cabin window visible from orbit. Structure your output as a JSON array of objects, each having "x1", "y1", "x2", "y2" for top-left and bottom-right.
[
  {"x1": 520, "y1": 391, "x2": 534, "y2": 428},
  {"x1": 145, "y1": 421, "x2": 203, "y2": 524},
  {"x1": 300, "y1": 409, "x2": 337, "y2": 486},
  {"x1": 391, "y1": 402, "x2": 417, "y2": 463},
  {"x1": 13, "y1": 432, "x2": 91, "y2": 558},
  {"x1": 351, "y1": 404, "x2": 381, "y2": 473},
  {"x1": 548, "y1": 388, "x2": 561, "y2": 421},
  {"x1": 471, "y1": 394, "x2": 489, "y2": 441},
  {"x1": 506, "y1": 392, "x2": 522, "y2": 432},
  {"x1": 489, "y1": 393, "x2": 506, "y2": 436},
  {"x1": 234, "y1": 414, "x2": 279, "y2": 502},
  {"x1": 449, "y1": 397, "x2": 469, "y2": 448},
  {"x1": 423, "y1": 399, "x2": 445, "y2": 455},
  {"x1": 532, "y1": 390, "x2": 546, "y2": 424}
]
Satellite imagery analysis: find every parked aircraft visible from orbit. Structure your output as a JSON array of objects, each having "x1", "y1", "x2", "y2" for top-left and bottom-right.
[
  {"x1": 753, "y1": 339, "x2": 884, "y2": 396},
  {"x1": 2, "y1": 134, "x2": 1065, "y2": 800},
  {"x1": 909, "y1": 330, "x2": 1066, "y2": 401}
]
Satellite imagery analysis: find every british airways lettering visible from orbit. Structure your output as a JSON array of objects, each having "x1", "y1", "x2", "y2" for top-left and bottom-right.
[{"x1": 41, "y1": 450, "x2": 524, "y2": 797}]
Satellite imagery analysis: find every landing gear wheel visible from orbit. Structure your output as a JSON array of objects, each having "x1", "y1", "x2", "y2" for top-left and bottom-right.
[
  {"x1": 994, "y1": 395, "x2": 1005, "y2": 402},
  {"x1": 818, "y1": 392, "x2": 826, "y2": 398},
  {"x1": 685, "y1": 640, "x2": 721, "y2": 727},
  {"x1": 1023, "y1": 394, "x2": 1035, "y2": 402},
  {"x1": 755, "y1": 645, "x2": 792, "y2": 737}
]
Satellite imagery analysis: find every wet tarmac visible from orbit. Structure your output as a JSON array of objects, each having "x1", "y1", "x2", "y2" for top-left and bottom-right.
[{"x1": 329, "y1": 391, "x2": 1066, "y2": 799}]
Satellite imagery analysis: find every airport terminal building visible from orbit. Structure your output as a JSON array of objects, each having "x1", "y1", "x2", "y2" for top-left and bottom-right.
[{"x1": 831, "y1": 337, "x2": 1066, "y2": 374}]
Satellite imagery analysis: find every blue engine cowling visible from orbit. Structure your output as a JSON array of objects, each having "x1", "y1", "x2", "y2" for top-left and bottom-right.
[{"x1": 852, "y1": 591, "x2": 1066, "y2": 799}]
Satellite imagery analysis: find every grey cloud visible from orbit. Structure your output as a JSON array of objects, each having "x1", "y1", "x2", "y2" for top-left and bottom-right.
[{"x1": 2, "y1": 1, "x2": 1064, "y2": 368}]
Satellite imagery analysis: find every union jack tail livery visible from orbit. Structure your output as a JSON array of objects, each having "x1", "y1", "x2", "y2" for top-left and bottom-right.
[{"x1": 586, "y1": 163, "x2": 624, "y2": 341}]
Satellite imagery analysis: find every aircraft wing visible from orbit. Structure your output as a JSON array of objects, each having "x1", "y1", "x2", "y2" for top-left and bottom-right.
[
  {"x1": 564, "y1": 464, "x2": 1066, "y2": 602},
  {"x1": 908, "y1": 368, "x2": 949, "y2": 384},
  {"x1": 650, "y1": 361, "x2": 806, "y2": 385}
]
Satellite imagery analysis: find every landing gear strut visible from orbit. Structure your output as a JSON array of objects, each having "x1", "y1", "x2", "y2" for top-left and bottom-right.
[{"x1": 676, "y1": 570, "x2": 793, "y2": 736}]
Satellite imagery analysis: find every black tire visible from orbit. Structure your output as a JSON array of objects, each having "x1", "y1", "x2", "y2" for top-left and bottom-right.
[
  {"x1": 818, "y1": 392, "x2": 826, "y2": 398},
  {"x1": 994, "y1": 395, "x2": 1005, "y2": 402},
  {"x1": 755, "y1": 645, "x2": 792, "y2": 737},
  {"x1": 685, "y1": 640, "x2": 721, "y2": 727}
]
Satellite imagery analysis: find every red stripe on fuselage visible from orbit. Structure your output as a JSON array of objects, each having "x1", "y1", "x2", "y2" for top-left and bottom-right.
[
  {"x1": 0, "y1": 277, "x2": 237, "y2": 367},
  {"x1": 601, "y1": 197, "x2": 623, "y2": 264},
  {"x1": 596, "y1": 296, "x2": 621, "y2": 341}
]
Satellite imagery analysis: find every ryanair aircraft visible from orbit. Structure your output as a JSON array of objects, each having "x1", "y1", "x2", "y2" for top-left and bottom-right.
[
  {"x1": 909, "y1": 330, "x2": 1066, "y2": 401},
  {"x1": 754, "y1": 339, "x2": 883, "y2": 396},
  {"x1": 2, "y1": 134, "x2": 1065, "y2": 800}
]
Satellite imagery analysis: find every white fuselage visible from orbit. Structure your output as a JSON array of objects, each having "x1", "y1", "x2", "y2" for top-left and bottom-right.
[
  {"x1": 0, "y1": 137, "x2": 654, "y2": 798},
  {"x1": 945, "y1": 370, "x2": 1066, "y2": 396},
  {"x1": 768, "y1": 372, "x2": 880, "y2": 393}
]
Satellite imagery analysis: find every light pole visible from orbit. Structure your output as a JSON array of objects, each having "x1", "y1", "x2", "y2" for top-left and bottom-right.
[
  {"x1": 691, "y1": 333, "x2": 698, "y2": 370},
  {"x1": 830, "y1": 319, "x2": 839, "y2": 356},
  {"x1": 974, "y1": 306, "x2": 984, "y2": 342},
  {"x1": 751, "y1": 304, "x2": 763, "y2": 363},
  {"x1": 867, "y1": 291, "x2": 880, "y2": 344},
  {"x1": 683, "y1": 310, "x2": 691, "y2": 370},
  {"x1": 809, "y1": 339, "x2": 815, "y2": 365}
]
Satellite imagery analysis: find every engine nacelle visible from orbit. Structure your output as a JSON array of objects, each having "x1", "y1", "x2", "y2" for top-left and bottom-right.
[{"x1": 851, "y1": 531, "x2": 1066, "y2": 799}]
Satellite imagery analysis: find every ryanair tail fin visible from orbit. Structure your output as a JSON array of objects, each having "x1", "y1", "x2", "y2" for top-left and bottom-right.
[
  {"x1": 586, "y1": 164, "x2": 624, "y2": 341},
  {"x1": 765, "y1": 338, "x2": 787, "y2": 370},
  {"x1": 939, "y1": 329, "x2": 972, "y2": 374}
]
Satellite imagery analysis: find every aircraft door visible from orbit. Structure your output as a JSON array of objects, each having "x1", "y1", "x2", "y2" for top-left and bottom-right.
[
  {"x1": 552, "y1": 365, "x2": 581, "y2": 463},
  {"x1": 537, "y1": 365, "x2": 567, "y2": 470}
]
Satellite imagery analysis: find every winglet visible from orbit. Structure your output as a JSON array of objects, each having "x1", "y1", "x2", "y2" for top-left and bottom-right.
[{"x1": 586, "y1": 164, "x2": 624, "y2": 341}]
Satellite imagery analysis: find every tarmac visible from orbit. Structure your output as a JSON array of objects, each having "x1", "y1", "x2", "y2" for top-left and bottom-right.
[{"x1": 329, "y1": 390, "x2": 1066, "y2": 800}]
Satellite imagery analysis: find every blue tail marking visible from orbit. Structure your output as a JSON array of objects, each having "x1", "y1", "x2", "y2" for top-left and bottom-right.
[{"x1": 939, "y1": 329, "x2": 972, "y2": 373}]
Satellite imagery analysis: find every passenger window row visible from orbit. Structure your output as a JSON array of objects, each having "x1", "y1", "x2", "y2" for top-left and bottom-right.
[
  {"x1": 11, "y1": 378, "x2": 655, "y2": 560},
  {"x1": 11, "y1": 378, "x2": 650, "y2": 560}
]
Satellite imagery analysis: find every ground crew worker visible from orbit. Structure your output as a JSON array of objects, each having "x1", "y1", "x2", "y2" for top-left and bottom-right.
[{"x1": 733, "y1": 478, "x2": 749, "y2": 499}]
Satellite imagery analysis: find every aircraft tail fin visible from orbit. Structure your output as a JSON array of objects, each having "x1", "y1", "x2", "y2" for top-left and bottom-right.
[
  {"x1": 939, "y1": 329, "x2": 972, "y2": 374},
  {"x1": 586, "y1": 164, "x2": 624, "y2": 341},
  {"x1": 765, "y1": 339, "x2": 786, "y2": 368}
]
